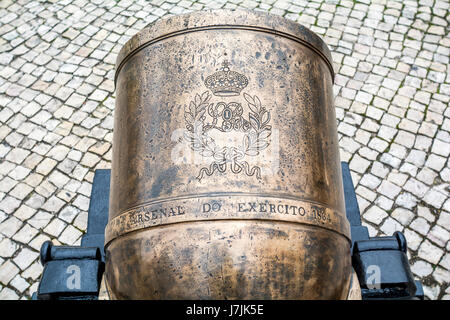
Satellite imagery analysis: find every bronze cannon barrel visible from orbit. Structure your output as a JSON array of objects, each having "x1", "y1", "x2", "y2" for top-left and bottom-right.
[{"x1": 105, "y1": 9, "x2": 352, "y2": 299}]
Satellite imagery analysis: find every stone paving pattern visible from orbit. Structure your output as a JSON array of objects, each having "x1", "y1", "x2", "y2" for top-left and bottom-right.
[{"x1": 0, "y1": 0, "x2": 449, "y2": 300}]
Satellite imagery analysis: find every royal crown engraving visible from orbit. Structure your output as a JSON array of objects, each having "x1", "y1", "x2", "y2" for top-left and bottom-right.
[
  {"x1": 184, "y1": 61, "x2": 272, "y2": 181},
  {"x1": 204, "y1": 61, "x2": 248, "y2": 96}
]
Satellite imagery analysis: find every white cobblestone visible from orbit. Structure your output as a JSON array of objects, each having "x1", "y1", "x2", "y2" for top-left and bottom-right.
[
  {"x1": 0, "y1": 287, "x2": 19, "y2": 300},
  {"x1": 433, "y1": 267, "x2": 450, "y2": 285},
  {"x1": 404, "y1": 228, "x2": 423, "y2": 251},
  {"x1": 410, "y1": 217, "x2": 431, "y2": 236},
  {"x1": 0, "y1": 260, "x2": 19, "y2": 285},
  {"x1": 363, "y1": 205, "x2": 388, "y2": 225},
  {"x1": 391, "y1": 208, "x2": 414, "y2": 225},
  {"x1": 0, "y1": 238, "x2": 18, "y2": 258},
  {"x1": 428, "y1": 226, "x2": 450, "y2": 248},
  {"x1": 0, "y1": 0, "x2": 449, "y2": 300},
  {"x1": 10, "y1": 275, "x2": 29, "y2": 293},
  {"x1": 411, "y1": 260, "x2": 433, "y2": 277},
  {"x1": 417, "y1": 206, "x2": 435, "y2": 223},
  {"x1": 418, "y1": 240, "x2": 444, "y2": 265},
  {"x1": 13, "y1": 248, "x2": 39, "y2": 271}
]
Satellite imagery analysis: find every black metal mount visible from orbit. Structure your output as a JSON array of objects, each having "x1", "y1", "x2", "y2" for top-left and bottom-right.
[
  {"x1": 342, "y1": 162, "x2": 423, "y2": 300},
  {"x1": 32, "y1": 169, "x2": 110, "y2": 300},
  {"x1": 32, "y1": 164, "x2": 423, "y2": 300}
]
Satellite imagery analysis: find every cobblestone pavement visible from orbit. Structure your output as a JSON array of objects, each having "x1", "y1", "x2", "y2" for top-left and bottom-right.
[{"x1": 0, "y1": 0, "x2": 449, "y2": 300}]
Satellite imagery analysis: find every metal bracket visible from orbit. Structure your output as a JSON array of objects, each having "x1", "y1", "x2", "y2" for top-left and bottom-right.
[
  {"x1": 33, "y1": 170, "x2": 110, "y2": 300},
  {"x1": 35, "y1": 241, "x2": 103, "y2": 300},
  {"x1": 341, "y1": 162, "x2": 423, "y2": 300}
]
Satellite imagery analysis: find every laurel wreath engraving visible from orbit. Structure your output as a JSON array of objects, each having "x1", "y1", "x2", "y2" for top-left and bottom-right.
[{"x1": 184, "y1": 91, "x2": 271, "y2": 180}]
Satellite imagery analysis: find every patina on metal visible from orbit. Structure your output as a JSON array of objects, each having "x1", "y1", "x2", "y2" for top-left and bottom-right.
[{"x1": 105, "y1": 9, "x2": 352, "y2": 299}]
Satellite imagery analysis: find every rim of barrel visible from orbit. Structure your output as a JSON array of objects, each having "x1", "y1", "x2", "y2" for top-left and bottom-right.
[{"x1": 114, "y1": 9, "x2": 335, "y2": 85}]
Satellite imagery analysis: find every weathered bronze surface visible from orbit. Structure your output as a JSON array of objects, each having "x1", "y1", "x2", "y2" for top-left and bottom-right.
[{"x1": 105, "y1": 9, "x2": 352, "y2": 299}]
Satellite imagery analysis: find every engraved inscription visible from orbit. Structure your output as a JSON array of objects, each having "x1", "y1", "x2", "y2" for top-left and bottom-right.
[
  {"x1": 105, "y1": 195, "x2": 349, "y2": 244},
  {"x1": 129, "y1": 205, "x2": 186, "y2": 225},
  {"x1": 202, "y1": 202, "x2": 222, "y2": 213},
  {"x1": 212, "y1": 200, "x2": 330, "y2": 224}
]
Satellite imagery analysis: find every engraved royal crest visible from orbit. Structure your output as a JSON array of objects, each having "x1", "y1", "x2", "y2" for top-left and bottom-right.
[{"x1": 184, "y1": 61, "x2": 272, "y2": 180}]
